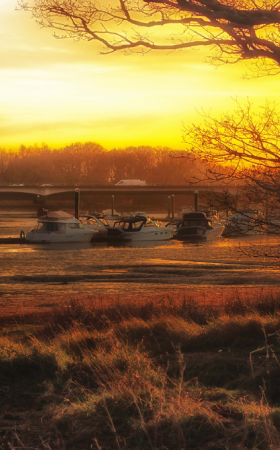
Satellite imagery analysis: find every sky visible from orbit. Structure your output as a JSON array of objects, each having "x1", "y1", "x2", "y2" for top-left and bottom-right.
[{"x1": 1, "y1": 0, "x2": 280, "y2": 151}]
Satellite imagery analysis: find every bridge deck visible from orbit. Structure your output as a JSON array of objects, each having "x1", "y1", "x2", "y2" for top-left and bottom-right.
[{"x1": 0, "y1": 185, "x2": 238, "y2": 196}]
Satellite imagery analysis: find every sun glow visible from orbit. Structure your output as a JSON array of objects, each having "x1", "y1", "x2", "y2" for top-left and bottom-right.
[{"x1": 1, "y1": 1, "x2": 280, "y2": 150}]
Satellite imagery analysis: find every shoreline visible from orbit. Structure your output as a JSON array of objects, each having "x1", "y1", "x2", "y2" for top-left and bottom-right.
[
  {"x1": 0, "y1": 210, "x2": 37, "y2": 218},
  {"x1": 1, "y1": 285, "x2": 280, "y2": 320}
]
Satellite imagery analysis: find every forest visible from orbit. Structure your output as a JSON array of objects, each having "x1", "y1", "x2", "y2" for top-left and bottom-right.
[{"x1": 0, "y1": 143, "x2": 208, "y2": 186}]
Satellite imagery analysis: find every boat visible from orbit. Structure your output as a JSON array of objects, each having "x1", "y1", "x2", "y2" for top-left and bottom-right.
[
  {"x1": 26, "y1": 211, "x2": 96, "y2": 243},
  {"x1": 221, "y1": 210, "x2": 260, "y2": 237},
  {"x1": 79, "y1": 214, "x2": 109, "y2": 238},
  {"x1": 171, "y1": 211, "x2": 213, "y2": 240},
  {"x1": 106, "y1": 215, "x2": 173, "y2": 241}
]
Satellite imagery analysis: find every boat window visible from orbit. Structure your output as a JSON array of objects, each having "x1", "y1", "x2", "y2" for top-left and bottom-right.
[
  {"x1": 120, "y1": 221, "x2": 143, "y2": 231},
  {"x1": 144, "y1": 219, "x2": 157, "y2": 227},
  {"x1": 183, "y1": 220, "x2": 206, "y2": 227},
  {"x1": 131, "y1": 221, "x2": 143, "y2": 231},
  {"x1": 99, "y1": 218, "x2": 109, "y2": 226},
  {"x1": 114, "y1": 221, "x2": 124, "y2": 228},
  {"x1": 123, "y1": 222, "x2": 131, "y2": 230},
  {"x1": 82, "y1": 218, "x2": 97, "y2": 225},
  {"x1": 46, "y1": 222, "x2": 59, "y2": 232},
  {"x1": 35, "y1": 222, "x2": 44, "y2": 230}
]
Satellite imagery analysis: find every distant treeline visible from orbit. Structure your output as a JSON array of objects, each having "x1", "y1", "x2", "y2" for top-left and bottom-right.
[{"x1": 0, "y1": 143, "x2": 208, "y2": 186}]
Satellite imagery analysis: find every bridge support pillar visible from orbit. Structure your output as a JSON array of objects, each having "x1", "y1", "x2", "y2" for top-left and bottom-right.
[
  {"x1": 171, "y1": 195, "x2": 175, "y2": 219},
  {"x1": 36, "y1": 195, "x2": 46, "y2": 218},
  {"x1": 111, "y1": 195, "x2": 114, "y2": 216},
  {"x1": 75, "y1": 188, "x2": 80, "y2": 219},
  {"x1": 167, "y1": 196, "x2": 171, "y2": 219},
  {"x1": 194, "y1": 190, "x2": 198, "y2": 211}
]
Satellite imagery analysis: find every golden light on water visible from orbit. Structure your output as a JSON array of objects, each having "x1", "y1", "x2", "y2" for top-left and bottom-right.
[{"x1": 1, "y1": 1, "x2": 280, "y2": 150}]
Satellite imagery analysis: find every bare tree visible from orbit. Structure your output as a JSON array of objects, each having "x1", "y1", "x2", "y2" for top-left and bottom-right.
[
  {"x1": 183, "y1": 99, "x2": 280, "y2": 172},
  {"x1": 18, "y1": 0, "x2": 280, "y2": 76},
  {"x1": 183, "y1": 99, "x2": 280, "y2": 258}
]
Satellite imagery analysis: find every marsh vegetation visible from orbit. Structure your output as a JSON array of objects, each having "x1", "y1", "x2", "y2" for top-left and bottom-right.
[{"x1": 1, "y1": 292, "x2": 280, "y2": 449}]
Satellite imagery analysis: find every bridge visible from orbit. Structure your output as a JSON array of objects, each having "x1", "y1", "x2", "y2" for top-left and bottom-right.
[{"x1": 0, "y1": 184, "x2": 239, "y2": 197}]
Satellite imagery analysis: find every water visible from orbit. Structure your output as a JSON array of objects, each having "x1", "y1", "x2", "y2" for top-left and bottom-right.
[{"x1": 0, "y1": 216, "x2": 280, "y2": 316}]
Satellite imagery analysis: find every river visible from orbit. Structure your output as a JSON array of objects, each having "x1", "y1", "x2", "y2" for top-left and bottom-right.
[{"x1": 0, "y1": 216, "x2": 280, "y2": 316}]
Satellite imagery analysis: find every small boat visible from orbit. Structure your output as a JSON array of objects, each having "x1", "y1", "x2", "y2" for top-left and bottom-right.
[
  {"x1": 106, "y1": 215, "x2": 173, "y2": 241},
  {"x1": 79, "y1": 214, "x2": 109, "y2": 238},
  {"x1": 26, "y1": 211, "x2": 95, "y2": 243},
  {"x1": 172, "y1": 212, "x2": 213, "y2": 240}
]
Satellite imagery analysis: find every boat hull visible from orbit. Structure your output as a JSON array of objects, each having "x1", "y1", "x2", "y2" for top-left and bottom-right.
[
  {"x1": 106, "y1": 227, "x2": 173, "y2": 241},
  {"x1": 26, "y1": 230, "x2": 94, "y2": 243},
  {"x1": 175, "y1": 226, "x2": 210, "y2": 240},
  {"x1": 122, "y1": 229, "x2": 173, "y2": 241}
]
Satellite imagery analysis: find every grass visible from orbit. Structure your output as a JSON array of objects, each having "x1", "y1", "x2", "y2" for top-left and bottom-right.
[{"x1": 1, "y1": 291, "x2": 280, "y2": 449}]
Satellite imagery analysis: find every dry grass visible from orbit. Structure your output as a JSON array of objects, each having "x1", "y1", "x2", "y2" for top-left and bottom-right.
[{"x1": 1, "y1": 291, "x2": 280, "y2": 449}]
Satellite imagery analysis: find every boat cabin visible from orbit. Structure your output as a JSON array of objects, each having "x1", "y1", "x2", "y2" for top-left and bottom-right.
[
  {"x1": 80, "y1": 214, "x2": 109, "y2": 228},
  {"x1": 181, "y1": 212, "x2": 212, "y2": 229},
  {"x1": 107, "y1": 216, "x2": 158, "y2": 238},
  {"x1": 34, "y1": 218, "x2": 84, "y2": 234},
  {"x1": 176, "y1": 212, "x2": 213, "y2": 239},
  {"x1": 113, "y1": 215, "x2": 150, "y2": 231}
]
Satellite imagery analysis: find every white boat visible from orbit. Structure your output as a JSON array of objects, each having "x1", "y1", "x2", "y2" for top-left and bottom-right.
[
  {"x1": 221, "y1": 210, "x2": 260, "y2": 237},
  {"x1": 106, "y1": 215, "x2": 173, "y2": 241},
  {"x1": 26, "y1": 211, "x2": 96, "y2": 243},
  {"x1": 79, "y1": 214, "x2": 109, "y2": 238}
]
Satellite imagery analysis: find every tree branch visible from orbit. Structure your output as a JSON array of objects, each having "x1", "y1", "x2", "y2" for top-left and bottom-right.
[{"x1": 18, "y1": 0, "x2": 280, "y2": 74}]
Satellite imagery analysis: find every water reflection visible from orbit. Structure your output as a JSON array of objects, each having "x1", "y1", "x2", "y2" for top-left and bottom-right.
[
  {"x1": 105, "y1": 239, "x2": 176, "y2": 249},
  {"x1": 29, "y1": 241, "x2": 94, "y2": 251},
  {"x1": 27, "y1": 240, "x2": 178, "y2": 251}
]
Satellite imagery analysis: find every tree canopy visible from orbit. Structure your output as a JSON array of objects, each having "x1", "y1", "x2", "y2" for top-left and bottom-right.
[
  {"x1": 19, "y1": 0, "x2": 280, "y2": 76},
  {"x1": 0, "y1": 143, "x2": 205, "y2": 186}
]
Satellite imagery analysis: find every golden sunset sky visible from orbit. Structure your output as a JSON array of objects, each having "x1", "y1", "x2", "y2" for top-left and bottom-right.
[{"x1": 1, "y1": 0, "x2": 280, "y2": 151}]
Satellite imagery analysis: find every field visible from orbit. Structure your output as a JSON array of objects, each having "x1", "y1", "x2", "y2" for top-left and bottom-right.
[{"x1": 1, "y1": 291, "x2": 280, "y2": 449}]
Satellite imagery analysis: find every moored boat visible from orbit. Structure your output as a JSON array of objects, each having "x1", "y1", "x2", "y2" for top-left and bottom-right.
[
  {"x1": 172, "y1": 211, "x2": 213, "y2": 240},
  {"x1": 221, "y1": 210, "x2": 260, "y2": 237},
  {"x1": 106, "y1": 215, "x2": 173, "y2": 241},
  {"x1": 26, "y1": 211, "x2": 95, "y2": 243}
]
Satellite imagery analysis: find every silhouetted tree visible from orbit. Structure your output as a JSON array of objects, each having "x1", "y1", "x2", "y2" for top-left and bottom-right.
[
  {"x1": 183, "y1": 99, "x2": 280, "y2": 258},
  {"x1": 19, "y1": 0, "x2": 280, "y2": 76}
]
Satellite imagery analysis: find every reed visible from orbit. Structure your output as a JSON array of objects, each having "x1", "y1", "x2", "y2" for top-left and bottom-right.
[{"x1": 1, "y1": 290, "x2": 280, "y2": 449}]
